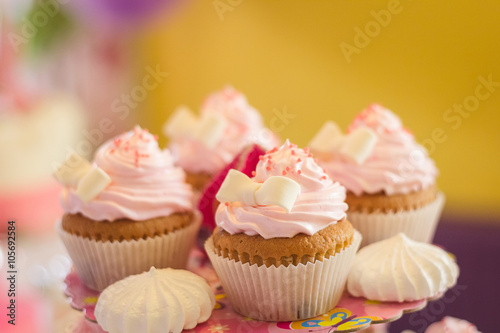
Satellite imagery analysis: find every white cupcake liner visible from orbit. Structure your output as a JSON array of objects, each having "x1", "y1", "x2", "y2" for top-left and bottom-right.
[
  {"x1": 205, "y1": 230, "x2": 362, "y2": 322},
  {"x1": 57, "y1": 211, "x2": 201, "y2": 291},
  {"x1": 348, "y1": 192, "x2": 445, "y2": 247}
]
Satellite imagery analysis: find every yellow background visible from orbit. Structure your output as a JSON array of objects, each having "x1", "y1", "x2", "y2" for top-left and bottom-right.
[{"x1": 137, "y1": 0, "x2": 500, "y2": 218}]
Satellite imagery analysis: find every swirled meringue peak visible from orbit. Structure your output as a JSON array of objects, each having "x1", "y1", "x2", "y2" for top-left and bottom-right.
[
  {"x1": 95, "y1": 267, "x2": 215, "y2": 333},
  {"x1": 216, "y1": 139, "x2": 348, "y2": 239},
  {"x1": 320, "y1": 104, "x2": 438, "y2": 196},
  {"x1": 425, "y1": 316, "x2": 481, "y2": 333},
  {"x1": 61, "y1": 126, "x2": 193, "y2": 221},
  {"x1": 347, "y1": 233, "x2": 458, "y2": 302},
  {"x1": 170, "y1": 86, "x2": 279, "y2": 174}
]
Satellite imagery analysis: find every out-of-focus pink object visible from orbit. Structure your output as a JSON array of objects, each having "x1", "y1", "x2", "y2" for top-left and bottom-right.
[
  {"x1": 0, "y1": 180, "x2": 63, "y2": 234},
  {"x1": 198, "y1": 144, "x2": 266, "y2": 230},
  {"x1": 425, "y1": 316, "x2": 481, "y2": 333}
]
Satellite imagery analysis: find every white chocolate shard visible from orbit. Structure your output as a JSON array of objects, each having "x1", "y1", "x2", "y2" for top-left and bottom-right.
[
  {"x1": 308, "y1": 121, "x2": 344, "y2": 153},
  {"x1": 54, "y1": 152, "x2": 92, "y2": 187},
  {"x1": 255, "y1": 176, "x2": 301, "y2": 213},
  {"x1": 162, "y1": 105, "x2": 198, "y2": 139},
  {"x1": 196, "y1": 113, "x2": 227, "y2": 149},
  {"x1": 339, "y1": 127, "x2": 378, "y2": 164},
  {"x1": 216, "y1": 169, "x2": 260, "y2": 206},
  {"x1": 75, "y1": 167, "x2": 112, "y2": 203}
]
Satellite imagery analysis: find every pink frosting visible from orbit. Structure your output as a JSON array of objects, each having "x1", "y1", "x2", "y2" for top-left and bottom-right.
[
  {"x1": 171, "y1": 86, "x2": 279, "y2": 174},
  {"x1": 216, "y1": 140, "x2": 348, "y2": 239},
  {"x1": 61, "y1": 126, "x2": 193, "y2": 221},
  {"x1": 425, "y1": 317, "x2": 481, "y2": 333},
  {"x1": 320, "y1": 104, "x2": 438, "y2": 196}
]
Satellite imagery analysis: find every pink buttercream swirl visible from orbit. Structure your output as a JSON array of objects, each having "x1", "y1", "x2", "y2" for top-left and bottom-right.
[
  {"x1": 171, "y1": 86, "x2": 279, "y2": 174},
  {"x1": 61, "y1": 126, "x2": 193, "y2": 221},
  {"x1": 321, "y1": 104, "x2": 438, "y2": 196},
  {"x1": 216, "y1": 139, "x2": 348, "y2": 239}
]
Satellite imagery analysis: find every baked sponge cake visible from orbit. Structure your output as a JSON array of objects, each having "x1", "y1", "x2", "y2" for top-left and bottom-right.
[
  {"x1": 205, "y1": 139, "x2": 361, "y2": 321},
  {"x1": 56, "y1": 126, "x2": 201, "y2": 291}
]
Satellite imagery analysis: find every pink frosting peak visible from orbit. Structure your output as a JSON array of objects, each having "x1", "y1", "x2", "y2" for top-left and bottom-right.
[
  {"x1": 61, "y1": 126, "x2": 193, "y2": 221},
  {"x1": 321, "y1": 104, "x2": 438, "y2": 196},
  {"x1": 425, "y1": 316, "x2": 481, "y2": 333},
  {"x1": 216, "y1": 139, "x2": 348, "y2": 239},
  {"x1": 171, "y1": 86, "x2": 279, "y2": 174}
]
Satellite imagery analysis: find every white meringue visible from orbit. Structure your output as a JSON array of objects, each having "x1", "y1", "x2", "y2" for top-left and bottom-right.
[
  {"x1": 347, "y1": 233, "x2": 458, "y2": 302},
  {"x1": 95, "y1": 267, "x2": 215, "y2": 333}
]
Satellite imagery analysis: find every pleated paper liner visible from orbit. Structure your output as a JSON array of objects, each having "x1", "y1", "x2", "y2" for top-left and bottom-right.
[
  {"x1": 348, "y1": 192, "x2": 445, "y2": 248},
  {"x1": 57, "y1": 211, "x2": 201, "y2": 291},
  {"x1": 205, "y1": 230, "x2": 362, "y2": 322}
]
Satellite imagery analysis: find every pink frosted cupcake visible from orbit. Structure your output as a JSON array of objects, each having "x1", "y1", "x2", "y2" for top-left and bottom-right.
[
  {"x1": 205, "y1": 140, "x2": 361, "y2": 321},
  {"x1": 56, "y1": 126, "x2": 201, "y2": 291},
  {"x1": 164, "y1": 86, "x2": 279, "y2": 192},
  {"x1": 310, "y1": 104, "x2": 444, "y2": 247}
]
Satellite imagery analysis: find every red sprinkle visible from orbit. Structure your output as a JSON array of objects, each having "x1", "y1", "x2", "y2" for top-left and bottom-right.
[
  {"x1": 285, "y1": 166, "x2": 291, "y2": 171},
  {"x1": 297, "y1": 158, "x2": 302, "y2": 162},
  {"x1": 225, "y1": 202, "x2": 229, "y2": 206},
  {"x1": 291, "y1": 150, "x2": 296, "y2": 156},
  {"x1": 267, "y1": 155, "x2": 272, "y2": 160},
  {"x1": 251, "y1": 171, "x2": 256, "y2": 176},
  {"x1": 297, "y1": 170, "x2": 302, "y2": 175},
  {"x1": 308, "y1": 153, "x2": 313, "y2": 157},
  {"x1": 109, "y1": 149, "x2": 115, "y2": 154},
  {"x1": 266, "y1": 166, "x2": 272, "y2": 171},
  {"x1": 154, "y1": 135, "x2": 159, "y2": 141},
  {"x1": 114, "y1": 138, "x2": 122, "y2": 147},
  {"x1": 304, "y1": 147, "x2": 310, "y2": 153},
  {"x1": 282, "y1": 170, "x2": 287, "y2": 175},
  {"x1": 259, "y1": 156, "x2": 265, "y2": 161},
  {"x1": 320, "y1": 175, "x2": 327, "y2": 180}
]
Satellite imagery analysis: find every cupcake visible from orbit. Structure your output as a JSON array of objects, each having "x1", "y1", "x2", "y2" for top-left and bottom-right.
[
  {"x1": 310, "y1": 104, "x2": 445, "y2": 246},
  {"x1": 205, "y1": 140, "x2": 361, "y2": 321},
  {"x1": 164, "y1": 86, "x2": 279, "y2": 192},
  {"x1": 55, "y1": 126, "x2": 201, "y2": 291}
]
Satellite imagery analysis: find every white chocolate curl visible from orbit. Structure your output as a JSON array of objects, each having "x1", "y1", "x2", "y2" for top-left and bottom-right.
[
  {"x1": 195, "y1": 113, "x2": 227, "y2": 149},
  {"x1": 308, "y1": 121, "x2": 344, "y2": 153},
  {"x1": 309, "y1": 121, "x2": 378, "y2": 165},
  {"x1": 54, "y1": 152, "x2": 92, "y2": 187},
  {"x1": 163, "y1": 105, "x2": 227, "y2": 149},
  {"x1": 216, "y1": 169, "x2": 301, "y2": 213},
  {"x1": 339, "y1": 127, "x2": 378, "y2": 164},
  {"x1": 75, "y1": 167, "x2": 112, "y2": 203},
  {"x1": 162, "y1": 105, "x2": 198, "y2": 139}
]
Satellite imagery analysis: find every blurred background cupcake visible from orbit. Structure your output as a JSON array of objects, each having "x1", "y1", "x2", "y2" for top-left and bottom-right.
[
  {"x1": 56, "y1": 126, "x2": 200, "y2": 291},
  {"x1": 164, "y1": 86, "x2": 280, "y2": 192},
  {"x1": 310, "y1": 104, "x2": 444, "y2": 246}
]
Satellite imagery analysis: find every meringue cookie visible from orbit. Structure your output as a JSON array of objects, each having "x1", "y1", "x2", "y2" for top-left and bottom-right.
[
  {"x1": 425, "y1": 316, "x2": 481, "y2": 333},
  {"x1": 95, "y1": 267, "x2": 215, "y2": 333},
  {"x1": 347, "y1": 233, "x2": 458, "y2": 302}
]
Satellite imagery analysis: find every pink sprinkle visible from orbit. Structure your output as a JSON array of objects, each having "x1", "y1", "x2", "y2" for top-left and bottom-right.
[
  {"x1": 125, "y1": 146, "x2": 129, "y2": 152},
  {"x1": 297, "y1": 158, "x2": 302, "y2": 162},
  {"x1": 291, "y1": 150, "x2": 296, "y2": 156},
  {"x1": 154, "y1": 135, "x2": 159, "y2": 141},
  {"x1": 141, "y1": 153, "x2": 149, "y2": 158},
  {"x1": 135, "y1": 150, "x2": 139, "y2": 157},
  {"x1": 267, "y1": 155, "x2": 272, "y2": 160},
  {"x1": 251, "y1": 171, "x2": 256, "y2": 176},
  {"x1": 109, "y1": 149, "x2": 115, "y2": 154},
  {"x1": 266, "y1": 147, "x2": 278, "y2": 154},
  {"x1": 322, "y1": 168, "x2": 326, "y2": 173},
  {"x1": 282, "y1": 170, "x2": 287, "y2": 176},
  {"x1": 308, "y1": 153, "x2": 313, "y2": 157},
  {"x1": 114, "y1": 138, "x2": 122, "y2": 147},
  {"x1": 320, "y1": 175, "x2": 327, "y2": 180},
  {"x1": 266, "y1": 166, "x2": 271, "y2": 171},
  {"x1": 384, "y1": 128, "x2": 391, "y2": 134},
  {"x1": 259, "y1": 156, "x2": 265, "y2": 161},
  {"x1": 285, "y1": 166, "x2": 291, "y2": 171},
  {"x1": 297, "y1": 170, "x2": 302, "y2": 175},
  {"x1": 267, "y1": 160, "x2": 272, "y2": 165},
  {"x1": 304, "y1": 147, "x2": 310, "y2": 153},
  {"x1": 225, "y1": 202, "x2": 229, "y2": 206},
  {"x1": 314, "y1": 158, "x2": 318, "y2": 163}
]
